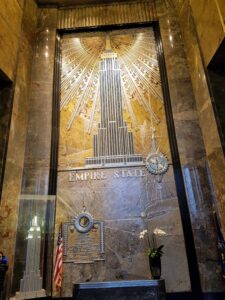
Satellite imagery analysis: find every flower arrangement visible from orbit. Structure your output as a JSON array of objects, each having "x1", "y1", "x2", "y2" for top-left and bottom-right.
[
  {"x1": 139, "y1": 229, "x2": 164, "y2": 258},
  {"x1": 139, "y1": 228, "x2": 165, "y2": 279}
]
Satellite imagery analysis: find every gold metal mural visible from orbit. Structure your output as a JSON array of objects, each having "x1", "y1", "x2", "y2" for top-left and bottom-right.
[
  {"x1": 57, "y1": 1, "x2": 157, "y2": 29},
  {"x1": 59, "y1": 27, "x2": 170, "y2": 169}
]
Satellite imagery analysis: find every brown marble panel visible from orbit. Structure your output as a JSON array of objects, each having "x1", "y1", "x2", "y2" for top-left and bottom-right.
[
  {"x1": 172, "y1": 119, "x2": 205, "y2": 164},
  {"x1": 208, "y1": 149, "x2": 225, "y2": 229},
  {"x1": 176, "y1": 0, "x2": 222, "y2": 155},
  {"x1": 156, "y1": 1, "x2": 206, "y2": 164},
  {"x1": 181, "y1": 1, "x2": 225, "y2": 241},
  {"x1": 22, "y1": 167, "x2": 51, "y2": 194},
  {"x1": 182, "y1": 162, "x2": 224, "y2": 291},
  {"x1": 22, "y1": 8, "x2": 57, "y2": 194},
  {"x1": 172, "y1": 0, "x2": 225, "y2": 237},
  {"x1": 156, "y1": 0, "x2": 225, "y2": 292},
  {"x1": 56, "y1": 167, "x2": 190, "y2": 296}
]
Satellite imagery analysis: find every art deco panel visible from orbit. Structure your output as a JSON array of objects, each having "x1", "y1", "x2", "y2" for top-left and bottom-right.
[
  {"x1": 59, "y1": 28, "x2": 169, "y2": 169},
  {"x1": 57, "y1": 1, "x2": 157, "y2": 29},
  {"x1": 56, "y1": 26, "x2": 190, "y2": 296}
]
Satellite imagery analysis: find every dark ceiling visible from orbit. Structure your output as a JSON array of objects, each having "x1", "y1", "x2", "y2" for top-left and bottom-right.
[{"x1": 37, "y1": 0, "x2": 135, "y2": 7}]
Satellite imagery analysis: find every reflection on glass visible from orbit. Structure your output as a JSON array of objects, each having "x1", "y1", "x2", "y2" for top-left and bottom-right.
[{"x1": 12, "y1": 196, "x2": 55, "y2": 297}]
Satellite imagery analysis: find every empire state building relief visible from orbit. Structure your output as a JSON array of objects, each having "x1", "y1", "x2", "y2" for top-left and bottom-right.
[
  {"x1": 59, "y1": 28, "x2": 170, "y2": 170},
  {"x1": 86, "y1": 35, "x2": 142, "y2": 167},
  {"x1": 56, "y1": 27, "x2": 190, "y2": 295}
]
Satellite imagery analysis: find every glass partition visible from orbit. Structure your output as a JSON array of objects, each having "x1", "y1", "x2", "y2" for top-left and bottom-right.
[{"x1": 11, "y1": 195, "x2": 55, "y2": 298}]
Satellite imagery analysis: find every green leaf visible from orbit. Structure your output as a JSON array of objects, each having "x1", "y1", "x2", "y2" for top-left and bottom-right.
[{"x1": 157, "y1": 245, "x2": 164, "y2": 251}]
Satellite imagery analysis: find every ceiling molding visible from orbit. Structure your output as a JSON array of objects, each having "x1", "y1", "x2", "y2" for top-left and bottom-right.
[
  {"x1": 57, "y1": 1, "x2": 157, "y2": 29},
  {"x1": 36, "y1": 0, "x2": 144, "y2": 8}
]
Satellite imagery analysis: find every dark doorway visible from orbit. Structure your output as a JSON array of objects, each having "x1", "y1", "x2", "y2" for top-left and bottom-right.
[{"x1": 0, "y1": 69, "x2": 13, "y2": 199}]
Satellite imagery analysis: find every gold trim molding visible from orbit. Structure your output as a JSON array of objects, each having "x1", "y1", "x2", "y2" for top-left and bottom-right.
[{"x1": 58, "y1": 1, "x2": 157, "y2": 29}]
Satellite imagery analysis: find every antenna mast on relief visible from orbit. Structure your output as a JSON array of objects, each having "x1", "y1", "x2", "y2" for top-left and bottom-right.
[
  {"x1": 101, "y1": 33, "x2": 117, "y2": 59},
  {"x1": 105, "y1": 34, "x2": 112, "y2": 51},
  {"x1": 150, "y1": 125, "x2": 158, "y2": 154},
  {"x1": 148, "y1": 90, "x2": 158, "y2": 154}
]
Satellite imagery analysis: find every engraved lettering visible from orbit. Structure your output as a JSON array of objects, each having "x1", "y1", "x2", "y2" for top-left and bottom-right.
[
  {"x1": 69, "y1": 169, "x2": 146, "y2": 182},
  {"x1": 121, "y1": 170, "x2": 126, "y2": 177},
  {"x1": 140, "y1": 169, "x2": 146, "y2": 177},
  {"x1": 126, "y1": 170, "x2": 133, "y2": 177},
  {"x1": 69, "y1": 172, "x2": 76, "y2": 181},
  {"x1": 100, "y1": 171, "x2": 106, "y2": 179},
  {"x1": 113, "y1": 170, "x2": 120, "y2": 178},
  {"x1": 134, "y1": 169, "x2": 140, "y2": 177},
  {"x1": 84, "y1": 172, "x2": 89, "y2": 180},
  {"x1": 96, "y1": 172, "x2": 101, "y2": 180},
  {"x1": 76, "y1": 173, "x2": 84, "y2": 181}
]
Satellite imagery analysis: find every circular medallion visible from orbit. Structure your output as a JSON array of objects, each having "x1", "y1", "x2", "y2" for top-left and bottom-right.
[
  {"x1": 74, "y1": 212, "x2": 94, "y2": 233},
  {"x1": 146, "y1": 152, "x2": 169, "y2": 175}
]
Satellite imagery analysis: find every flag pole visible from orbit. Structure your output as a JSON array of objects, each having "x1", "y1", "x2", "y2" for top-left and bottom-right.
[
  {"x1": 60, "y1": 286, "x2": 62, "y2": 300},
  {"x1": 53, "y1": 223, "x2": 63, "y2": 297},
  {"x1": 59, "y1": 222, "x2": 63, "y2": 300},
  {"x1": 59, "y1": 256, "x2": 63, "y2": 300}
]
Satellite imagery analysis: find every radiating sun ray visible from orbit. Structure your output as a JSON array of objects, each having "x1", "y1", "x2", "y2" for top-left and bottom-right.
[{"x1": 60, "y1": 28, "x2": 163, "y2": 133}]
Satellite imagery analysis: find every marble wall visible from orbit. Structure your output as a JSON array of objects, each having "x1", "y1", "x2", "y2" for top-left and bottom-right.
[
  {"x1": 189, "y1": 0, "x2": 225, "y2": 66},
  {"x1": 0, "y1": 0, "x2": 38, "y2": 298},
  {"x1": 56, "y1": 167, "x2": 190, "y2": 297},
  {"x1": 156, "y1": 0, "x2": 225, "y2": 292},
  {"x1": 170, "y1": 0, "x2": 225, "y2": 252}
]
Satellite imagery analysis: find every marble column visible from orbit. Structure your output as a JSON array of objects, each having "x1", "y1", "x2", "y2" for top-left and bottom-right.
[
  {"x1": 19, "y1": 7, "x2": 58, "y2": 296},
  {"x1": 171, "y1": 0, "x2": 225, "y2": 237},
  {"x1": 156, "y1": 0, "x2": 225, "y2": 292},
  {"x1": 21, "y1": 7, "x2": 57, "y2": 195}
]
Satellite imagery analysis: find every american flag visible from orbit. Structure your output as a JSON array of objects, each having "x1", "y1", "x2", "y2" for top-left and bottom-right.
[{"x1": 54, "y1": 224, "x2": 63, "y2": 288}]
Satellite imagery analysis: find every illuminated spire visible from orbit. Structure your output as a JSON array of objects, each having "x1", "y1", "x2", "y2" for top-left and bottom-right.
[
  {"x1": 101, "y1": 34, "x2": 117, "y2": 59},
  {"x1": 105, "y1": 34, "x2": 112, "y2": 51}
]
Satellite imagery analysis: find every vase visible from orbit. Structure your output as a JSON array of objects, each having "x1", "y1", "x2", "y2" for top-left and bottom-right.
[{"x1": 149, "y1": 256, "x2": 161, "y2": 279}]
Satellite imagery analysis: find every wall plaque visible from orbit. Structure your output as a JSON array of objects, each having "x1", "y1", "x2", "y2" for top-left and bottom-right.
[{"x1": 62, "y1": 211, "x2": 104, "y2": 264}]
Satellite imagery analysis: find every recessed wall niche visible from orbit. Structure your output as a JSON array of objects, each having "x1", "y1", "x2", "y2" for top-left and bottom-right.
[
  {"x1": 55, "y1": 26, "x2": 190, "y2": 297},
  {"x1": 0, "y1": 69, "x2": 12, "y2": 199},
  {"x1": 207, "y1": 67, "x2": 225, "y2": 154}
]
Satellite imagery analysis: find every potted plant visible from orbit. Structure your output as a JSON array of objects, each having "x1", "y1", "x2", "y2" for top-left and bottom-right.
[{"x1": 139, "y1": 229, "x2": 164, "y2": 279}]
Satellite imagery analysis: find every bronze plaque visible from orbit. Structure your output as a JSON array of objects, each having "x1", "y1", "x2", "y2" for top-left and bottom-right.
[{"x1": 63, "y1": 222, "x2": 104, "y2": 263}]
